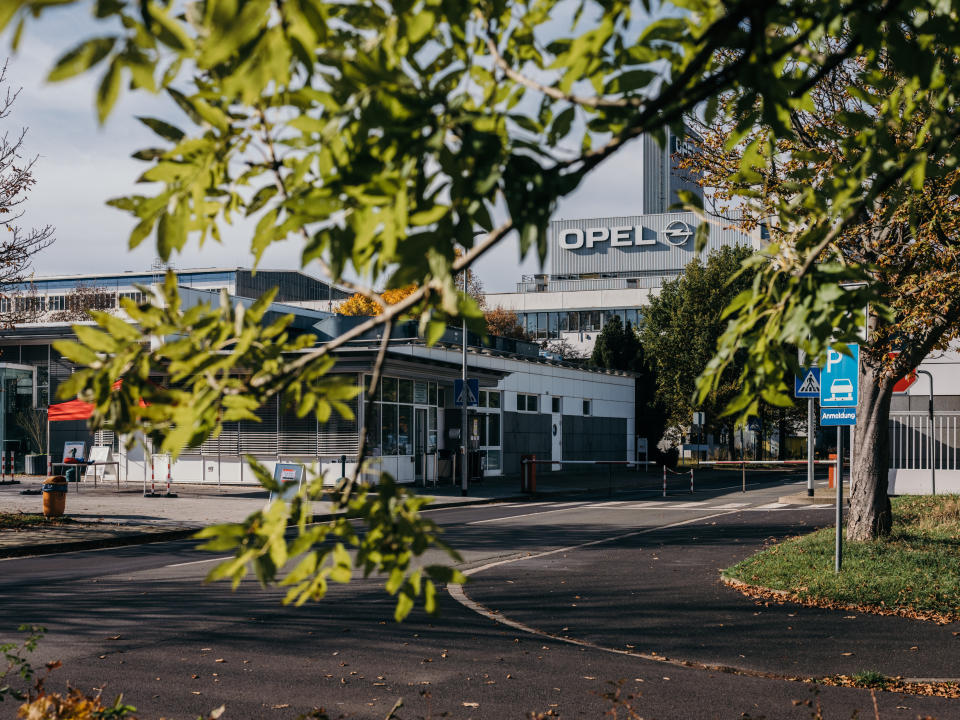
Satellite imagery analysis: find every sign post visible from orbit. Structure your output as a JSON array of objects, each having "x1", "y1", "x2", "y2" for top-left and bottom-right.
[
  {"x1": 795, "y1": 365, "x2": 821, "y2": 497},
  {"x1": 820, "y1": 344, "x2": 859, "y2": 573}
]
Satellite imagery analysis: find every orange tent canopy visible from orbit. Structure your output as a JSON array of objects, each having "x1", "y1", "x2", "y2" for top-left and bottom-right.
[
  {"x1": 48, "y1": 398, "x2": 97, "y2": 422},
  {"x1": 47, "y1": 380, "x2": 145, "y2": 422}
]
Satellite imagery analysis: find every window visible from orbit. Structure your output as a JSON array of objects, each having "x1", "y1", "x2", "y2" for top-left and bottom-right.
[
  {"x1": 517, "y1": 393, "x2": 538, "y2": 412},
  {"x1": 548, "y1": 312, "x2": 559, "y2": 338},
  {"x1": 551, "y1": 397, "x2": 561, "y2": 413},
  {"x1": 488, "y1": 391, "x2": 500, "y2": 409},
  {"x1": 398, "y1": 378, "x2": 413, "y2": 404},
  {"x1": 537, "y1": 312, "x2": 547, "y2": 339},
  {"x1": 583, "y1": 400, "x2": 592, "y2": 416},
  {"x1": 382, "y1": 376, "x2": 398, "y2": 402},
  {"x1": 47, "y1": 295, "x2": 65, "y2": 311},
  {"x1": 568, "y1": 311, "x2": 579, "y2": 332}
]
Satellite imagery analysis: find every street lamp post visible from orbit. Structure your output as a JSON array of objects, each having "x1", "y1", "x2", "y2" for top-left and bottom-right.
[{"x1": 461, "y1": 267, "x2": 469, "y2": 497}]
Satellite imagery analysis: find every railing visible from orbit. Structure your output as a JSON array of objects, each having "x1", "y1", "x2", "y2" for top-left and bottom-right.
[
  {"x1": 51, "y1": 462, "x2": 122, "y2": 492},
  {"x1": 889, "y1": 412, "x2": 960, "y2": 470}
]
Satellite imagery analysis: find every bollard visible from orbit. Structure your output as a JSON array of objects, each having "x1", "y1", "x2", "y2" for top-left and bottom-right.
[
  {"x1": 164, "y1": 456, "x2": 178, "y2": 498},
  {"x1": 690, "y1": 468, "x2": 694, "y2": 494},
  {"x1": 145, "y1": 457, "x2": 158, "y2": 497},
  {"x1": 662, "y1": 464, "x2": 667, "y2": 498},
  {"x1": 340, "y1": 454, "x2": 347, "y2": 479}
]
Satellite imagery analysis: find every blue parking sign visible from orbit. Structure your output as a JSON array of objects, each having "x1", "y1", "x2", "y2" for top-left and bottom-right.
[{"x1": 820, "y1": 344, "x2": 859, "y2": 409}]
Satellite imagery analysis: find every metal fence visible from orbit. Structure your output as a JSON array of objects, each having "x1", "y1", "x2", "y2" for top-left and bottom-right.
[{"x1": 888, "y1": 412, "x2": 960, "y2": 470}]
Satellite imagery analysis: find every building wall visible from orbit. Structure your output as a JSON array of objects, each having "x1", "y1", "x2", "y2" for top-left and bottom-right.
[{"x1": 502, "y1": 411, "x2": 551, "y2": 475}]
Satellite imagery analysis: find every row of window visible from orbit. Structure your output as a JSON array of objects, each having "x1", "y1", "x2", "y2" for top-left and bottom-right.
[
  {"x1": 516, "y1": 393, "x2": 592, "y2": 416},
  {"x1": 364, "y1": 375, "x2": 444, "y2": 406},
  {"x1": 517, "y1": 308, "x2": 641, "y2": 338}
]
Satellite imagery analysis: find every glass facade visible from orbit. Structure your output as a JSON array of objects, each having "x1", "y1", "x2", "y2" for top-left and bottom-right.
[
  {"x1": 364, "y1": 375, "x2": 442, "y2": 457},
  {"x1": 516, "y1": 308, "x2": 641, "y2": 338}
]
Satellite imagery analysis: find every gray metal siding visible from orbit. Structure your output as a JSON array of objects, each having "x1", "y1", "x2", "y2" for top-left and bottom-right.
[
  {"x1": 562, "y1": 415, "x2": 627, "y2": 462},
  {"x1": 550, "y1": 212, "x2": 752, "y2": 277},
  {"x1": 502, "y1": 411, "x2": 551, "y2": 476}
]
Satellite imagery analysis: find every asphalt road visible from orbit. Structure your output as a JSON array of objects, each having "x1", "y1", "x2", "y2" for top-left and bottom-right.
[{"x1": 1, "y1": 476, "x2": 957, "y2": 719}]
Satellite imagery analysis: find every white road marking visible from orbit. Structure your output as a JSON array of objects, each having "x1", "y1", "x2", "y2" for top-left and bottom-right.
[
  {"x1": 165, "y1": 557, "x2": 229, "y2": 568},
  {"x1": 467, "y1": 503, "x2": 592, "y2": 524}
]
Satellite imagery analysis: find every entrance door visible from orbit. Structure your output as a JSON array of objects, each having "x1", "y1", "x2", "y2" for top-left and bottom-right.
[
  {"x1": 414, "y1": 408, "x2": 427, "y2": 482},
  {"x1": 551, "y1": 411, "x2": 562, "y2": 471}
]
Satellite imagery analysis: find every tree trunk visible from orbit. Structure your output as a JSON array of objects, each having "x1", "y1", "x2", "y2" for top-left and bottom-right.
[{"x1": 847, "y1": 358, "x2": 893, "y2": 541}]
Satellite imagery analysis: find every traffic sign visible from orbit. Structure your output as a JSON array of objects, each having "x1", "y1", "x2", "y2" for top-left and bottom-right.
[
  {"x1": 747, "y1": 416, "x2": 762, "y2": 432},
  {"x1": 692, "y1": 411, "x2": 705, "y2": 427},
  {"x1": 794, "y1": 367, "x2": 821, "y2": 398},
  {"x1": 820, "y1": 344, "x2": 859, "y2": 408},
  {"x1": 888, "y1": 352, "x2": 918, "y2": 394},
  {"x1": 454, "y1": 378, "x2": 479, "y2": 407},
  {"x1": 893, "y1": 370, "x2": 918, "y2": 394},
  {"x1": 820, "y1": 407, "x2": 856, "y2": 426}
]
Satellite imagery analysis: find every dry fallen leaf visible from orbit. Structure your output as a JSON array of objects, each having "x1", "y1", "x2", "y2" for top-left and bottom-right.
[
  {"x1": 215, "y1": 658, "x2": 225, "y2": 663},
  {"x1": 462, "y1": 702, "x2": 479, "y2": 708},
  {"x1": 271, "y1": 704, "x2": 290, "y2": 709}
]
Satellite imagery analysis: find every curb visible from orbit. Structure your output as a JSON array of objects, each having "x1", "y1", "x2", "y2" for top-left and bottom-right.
[
  {"x1": 0, "y1": 527, "x2": 202, "y2": 559},
  {"x1": 0, "y1": 494, "x2": 543, "y2": 559},
  {"x1": 0, "y1": 487, "x2": 668, "y2": 560},
  {"x1": 719, "y1": 573, "x2": 960, "y2": 625}
]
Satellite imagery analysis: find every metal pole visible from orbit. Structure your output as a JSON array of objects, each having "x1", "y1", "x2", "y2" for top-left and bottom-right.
[
  {"x1": 807, "y1": 398, "x2": 815, "y2": 497},
  {"x1": 740, "y1": 425, "x2": 746, "y2": 493},
  {"x1": 835, "y1": 427, "x2": 843, "y2": 573},
  {"x1": 662, "y1": 463, "x2": 666, "y2": 498},
  {"x1": 916, "y1": 370, "x2": 935, "y2": 495},
  {"x1": 461, "y1": 267, "x2": 468, "y2": 497}
]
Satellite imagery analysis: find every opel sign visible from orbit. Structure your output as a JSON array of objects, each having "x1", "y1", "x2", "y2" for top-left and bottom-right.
[
  {"x1": 663, "y1": 221, "x2": 694, "y2": 246},
  {"x1": 558, "y1": 222, "x2": 694, "y2": 251}
]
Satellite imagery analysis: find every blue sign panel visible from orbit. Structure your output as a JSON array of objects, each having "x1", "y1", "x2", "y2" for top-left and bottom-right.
[
  {"x1": 794, "y1": 367, "x2": 821, "y2": 399},
  {"x1": 821, "y1": 407, "x2": 857, "y2": 426},
  {"x1": 454, "y1": 378, "x2": 479, "y2": 407},
  {"x1": 820, "y1": 344, "x2": 859, "y2": 408}
]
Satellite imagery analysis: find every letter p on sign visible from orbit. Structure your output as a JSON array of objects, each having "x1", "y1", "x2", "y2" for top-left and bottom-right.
[{"x1": 826, "y1": 349, "x2": 843, "y2": 371}]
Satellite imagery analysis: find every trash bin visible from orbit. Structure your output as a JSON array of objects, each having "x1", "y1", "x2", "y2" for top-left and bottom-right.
[
  {"x1": 42, "y1": 476, "x2": 68, "y2": 518},
  {"x1": 468, "y1": 450, "x2": 484, "y2": 484}
]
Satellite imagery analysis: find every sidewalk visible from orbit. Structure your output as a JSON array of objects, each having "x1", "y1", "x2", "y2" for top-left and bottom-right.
[{"x1": 0, "y1": 465, "x2": 805, "y2": 558}]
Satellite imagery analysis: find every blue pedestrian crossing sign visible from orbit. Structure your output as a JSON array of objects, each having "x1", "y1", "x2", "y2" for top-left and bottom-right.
[
  {"x1": 794, "y1": 367, "x2": 821, "y2": 398},
  {"x1": 820, "y1": 344, "x2": 859, "y2": 409},
  {"x1": 454, "y1": 378, "x2": 479, "y2": 407}
]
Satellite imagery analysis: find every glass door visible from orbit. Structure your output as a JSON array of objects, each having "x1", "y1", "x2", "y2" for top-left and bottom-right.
[{"x1": 414, "y1": 407, "x2": 427, "y2": 482}]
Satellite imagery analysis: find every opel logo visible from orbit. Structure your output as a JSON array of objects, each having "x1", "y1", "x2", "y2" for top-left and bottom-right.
[{"x1": 662, "y1": 221, "x2": 694, "y2": 246}]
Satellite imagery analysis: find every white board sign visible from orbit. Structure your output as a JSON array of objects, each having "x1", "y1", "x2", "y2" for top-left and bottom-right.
[{"x1": 85, "y1": 446, "x2": 114, "y2": 479}]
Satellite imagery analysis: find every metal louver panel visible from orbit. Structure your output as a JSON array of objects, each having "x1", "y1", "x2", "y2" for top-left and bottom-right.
[
  {"x1": 317, "y1": 395, "x2": 359, "y2": 456},
  {"x1": 201, "y1": 422, "x2": 239, "y2": 456},
  {"x1": 279, "y1": 408, "x2": 317, "y2": 455},
  {"x1": 239, "y1": 396, "x2": 279, "y2": 455},
  {"x1": 94, "y1": 430, "x2": 116, "y2": 451}
]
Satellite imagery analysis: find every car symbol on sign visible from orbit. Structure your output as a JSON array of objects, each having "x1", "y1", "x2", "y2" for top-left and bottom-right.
[{"x1": 828, "y1": 378, "x2": 854, "y2": 402}]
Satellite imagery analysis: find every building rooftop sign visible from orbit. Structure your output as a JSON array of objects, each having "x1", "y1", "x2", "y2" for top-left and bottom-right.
[{"x1": 549, "y1": 212, "x2": 753, "y2": 279}]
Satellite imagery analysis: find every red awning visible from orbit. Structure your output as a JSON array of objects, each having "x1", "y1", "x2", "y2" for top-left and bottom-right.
[
  {"x1": 48, "y1": 398, "x2": 96, "y2": 422},
  {"x1": 48, "y1": 380, "x2": 146, "y2": 422}
]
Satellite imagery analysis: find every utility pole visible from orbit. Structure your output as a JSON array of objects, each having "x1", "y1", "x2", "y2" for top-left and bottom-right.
[{"x1": 461, "y1": 266, "x2": 469, "y2": 497}]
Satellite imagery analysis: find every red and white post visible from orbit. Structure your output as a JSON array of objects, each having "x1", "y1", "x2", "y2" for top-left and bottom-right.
[{"x1": 145, "y1": 456, "x2": 157, "y2": 497}]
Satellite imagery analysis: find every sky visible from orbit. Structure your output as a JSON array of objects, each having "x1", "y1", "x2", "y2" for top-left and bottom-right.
[{"x1": 3, "y1": 6, "x2": 650, "y2": 294}]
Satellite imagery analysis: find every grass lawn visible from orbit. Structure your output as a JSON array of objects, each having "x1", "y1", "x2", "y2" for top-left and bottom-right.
[
  {"x1": 0, "y1": 512, "x2": 78, "y2": 530},
  {"x1": 724, "y1": 494, "x2": 960, "y2": 622}
]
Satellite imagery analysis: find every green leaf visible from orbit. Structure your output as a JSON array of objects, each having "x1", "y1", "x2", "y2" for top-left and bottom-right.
[
  {"x1": 96, "y1": 56, "x2": 122, "y2": 124},
  {"x1": 137, "y1": 116, "x2": 185, "y2": 142},
  {"x1": 48, "y1": 37, "x2": 116, "y2": 82}
]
